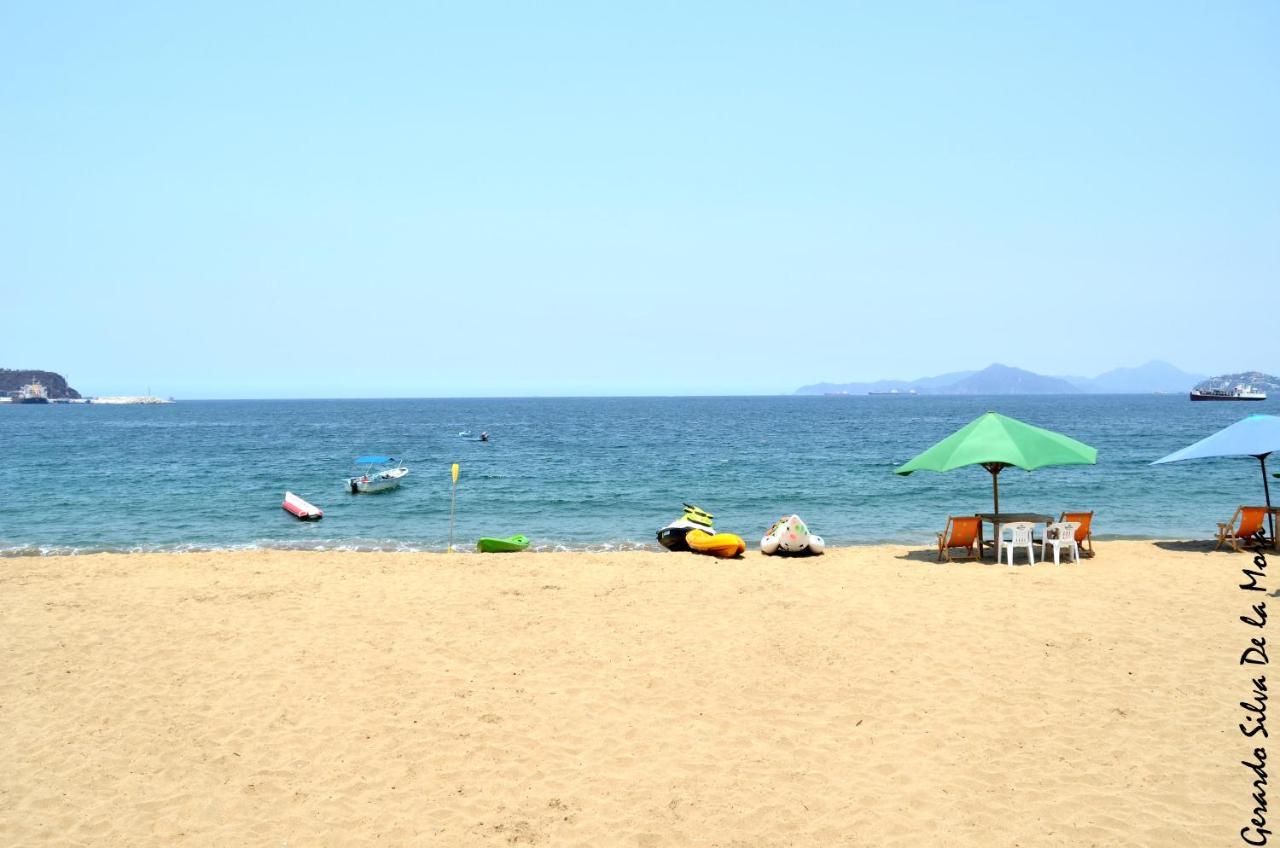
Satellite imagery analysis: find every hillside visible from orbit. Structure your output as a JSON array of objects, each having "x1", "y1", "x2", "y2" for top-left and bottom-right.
[
  {"x1": 932, "y1": 364, "x2": 1079, "y2": 395},
  {"x1": 796, "y1": 360, "x2": 1208, "y2": 396},
  {"x1": 795, "y1": 371, "x2": 976, "y2": 395},
  {"x1": 1194, "y1": 372, "x2": 1280, "y2": 392},
  {"x1": 0, "y1": 369, "x2": 81, "y2": 399},
  {"x1": 1072, "y1": 361, "x2": 1205, "y2": 394}
]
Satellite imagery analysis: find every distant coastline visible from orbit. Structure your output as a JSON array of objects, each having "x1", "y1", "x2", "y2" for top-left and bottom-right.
[
  {"x1": 5, "y1": 360, "x2": 1277, "y2": 403},
  {"x1": 0, "y1": 368, "x2": 80, "y2": 400},
  {"x1": 796, "y1": 360, "x2": 1233, "y2": 396},
  {"x1": 0, "y1": 368, "x2": 173, "y2": 404}
]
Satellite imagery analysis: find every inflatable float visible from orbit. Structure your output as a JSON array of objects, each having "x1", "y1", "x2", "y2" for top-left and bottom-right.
[
  {"x1": 657, "y1": 504, "x2": 745, "y2": 558},
  {"x1": 282, "y1": 491, "x2": 323, "y2": 521},
  {"x1": 759, "y1": 515, "x2": 824, "y2": 556},
  {"x1": 686, "y1": 528, "x2": 747, "y2": 558}
]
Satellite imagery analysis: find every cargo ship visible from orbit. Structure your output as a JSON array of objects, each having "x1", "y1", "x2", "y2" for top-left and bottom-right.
[
  {"x1": 1189, "y1": 384, "x2": 1266, "y2": 401},
  {"x1": 16, "y1": 381, "x2": 50, "y2": 404}
]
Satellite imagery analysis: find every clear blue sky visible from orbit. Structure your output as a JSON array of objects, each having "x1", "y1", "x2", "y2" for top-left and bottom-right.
[{"x1": 2, "y1": 2, "x2": 1276, "y2": 397}]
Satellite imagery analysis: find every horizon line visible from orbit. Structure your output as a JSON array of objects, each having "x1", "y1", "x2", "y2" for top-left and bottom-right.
[{"x1": 27, "y1": 390, "x2": 1239, "y2": 402}]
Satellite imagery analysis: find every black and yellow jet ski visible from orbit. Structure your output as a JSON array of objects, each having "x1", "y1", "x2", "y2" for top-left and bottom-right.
[
  {"x1": 657, "y1": 503, "x2": 715, "y2": 551},
  {"x1": 656, "y1": 504, "x2": 747, "y2": 557}
]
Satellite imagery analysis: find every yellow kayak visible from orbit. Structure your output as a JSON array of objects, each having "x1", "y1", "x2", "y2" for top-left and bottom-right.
[{"x1": 686, "y1": 529, "x2": 746, "y2": 558}]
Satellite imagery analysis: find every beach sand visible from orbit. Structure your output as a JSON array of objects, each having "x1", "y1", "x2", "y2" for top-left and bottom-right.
[{"x1": 0, "y1": 542, "x2": 1252, "y2": 846}]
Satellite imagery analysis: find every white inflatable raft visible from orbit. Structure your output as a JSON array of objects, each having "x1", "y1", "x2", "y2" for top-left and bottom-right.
[
  {"x1": 282, "y1": 491, "x2": 323, "y2": 521},
  {"x1": 760, "y1": 514, "x2": 824, "y2": 556}
]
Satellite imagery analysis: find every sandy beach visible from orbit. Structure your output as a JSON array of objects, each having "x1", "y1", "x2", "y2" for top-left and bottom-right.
[{"x1": 0, "y1": 542, "x2": 1251, "y2": 846}]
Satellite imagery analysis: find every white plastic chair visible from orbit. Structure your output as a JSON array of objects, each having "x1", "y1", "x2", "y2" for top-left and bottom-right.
[
  {"x1": 1041, "y1": 521, "x2": 1081, "y2": 565},
  {"x1": 998, "y1": 521, "x2": 1036, "y2": 566}
]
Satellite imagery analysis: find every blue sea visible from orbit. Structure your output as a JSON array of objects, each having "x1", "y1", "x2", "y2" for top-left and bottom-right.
[{"x1": 1, "y1": 395, "x2": 1275, "y2": 555}]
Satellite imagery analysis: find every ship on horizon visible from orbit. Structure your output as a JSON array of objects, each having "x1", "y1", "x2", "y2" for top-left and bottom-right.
[
  {"x1": 1189, "y1": 383, "x2": 1266, "y2": 402},
  {"x1": 15, "y1": 380, "x2": 50, "y2": 404}
]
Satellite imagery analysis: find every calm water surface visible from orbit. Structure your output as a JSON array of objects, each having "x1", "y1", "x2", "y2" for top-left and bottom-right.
[{"x1": 1, "y1": 395, "x2": 1275, "y2": 554}]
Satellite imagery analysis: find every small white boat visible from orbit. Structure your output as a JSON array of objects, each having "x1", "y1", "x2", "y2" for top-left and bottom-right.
[
  {"x1": 282, "y1": 491, "x2": 323, "y2": 520},
  {"x1": 760, "y1": 515, "x2": 825, "y2": 556},
  {"x1": 346, "y1": 455, "x2": 409, "y2": 493}
]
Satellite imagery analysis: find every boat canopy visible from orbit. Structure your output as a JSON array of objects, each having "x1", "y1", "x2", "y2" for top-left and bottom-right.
[{"x1": 354, "y1": 455, "x2": 395, "y2": 464}]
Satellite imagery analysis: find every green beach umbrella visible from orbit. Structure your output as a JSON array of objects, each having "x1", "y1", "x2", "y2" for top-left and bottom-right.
[{"x1": 894, "y1": 412, "x2": 1098, "y2": 513}]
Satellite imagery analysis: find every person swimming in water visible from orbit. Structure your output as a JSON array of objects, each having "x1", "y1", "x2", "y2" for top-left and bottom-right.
[{"x1": 479, "y1": 431, "x2": 489, "y2": 442}]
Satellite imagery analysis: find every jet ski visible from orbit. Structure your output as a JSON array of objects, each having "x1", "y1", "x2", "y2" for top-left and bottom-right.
[
  {"x1": 658, "y1": 504, "x2": 746, "y2": 558},
  {"x1": 760, "y1": 514, "x2": 825, "y2": 556},
  {"x1": 657, "y1": 503, "x2": 715, "y2": 551}
]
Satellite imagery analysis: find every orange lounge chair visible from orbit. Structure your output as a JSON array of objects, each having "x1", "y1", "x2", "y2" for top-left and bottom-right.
[
  {"x1": 1217, "y1": 507, "x2": 1270, "y2": 553},
  {"x1": 1059, "y1": 511, "x2": 1095, "y2": 558},
  {"x1": 937, "y1": 516, "x2": 981, "y2": 562}
]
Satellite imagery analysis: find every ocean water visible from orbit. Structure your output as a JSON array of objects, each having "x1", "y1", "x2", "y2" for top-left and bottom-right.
[{"x1": 1, "y1": 395, "x2": 1276, "y2": 555}]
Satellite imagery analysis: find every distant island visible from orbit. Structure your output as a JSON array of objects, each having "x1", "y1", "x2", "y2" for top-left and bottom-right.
[
  {"x1": 0, "y1": 369, "x2": 81, "y2": 399},
  {"x1": 1, "y1": 368, "x2": 173, "y2": 404},
  {"x1": 1193, "y1": 371, "x2": 1280, "y2": 392},
  {"x1": 796, "y1": 361, "x2": 1212, "y2": 395}
]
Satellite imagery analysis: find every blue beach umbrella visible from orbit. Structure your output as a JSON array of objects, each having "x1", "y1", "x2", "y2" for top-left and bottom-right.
[{"x1": 1152, "y1": 414, "x2": 1280, "y2": 539}]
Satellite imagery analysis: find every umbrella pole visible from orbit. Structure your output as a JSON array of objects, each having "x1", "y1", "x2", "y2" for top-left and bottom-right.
[
  {"x1": 1262, "y1": 455, "x2": 1274, "y2": 544},
  {"x1": 983, "y1": 462, "x2": 1002, "y2": 514},
  {"x1": 986, "y1": 464, "x2": 1004, "y2": 562},
  {"x1": 983, "y1": 461, "x2": 1003, "y2": 514}
]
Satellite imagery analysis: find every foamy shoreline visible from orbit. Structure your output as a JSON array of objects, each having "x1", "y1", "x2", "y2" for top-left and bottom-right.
[{"x1": 0, "y1": 534, "x2": 1211, "y2": 558}]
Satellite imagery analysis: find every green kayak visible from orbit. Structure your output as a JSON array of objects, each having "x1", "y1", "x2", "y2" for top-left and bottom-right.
[{"x1": 476, "y1": 534, "x2": 530, "y2": 553}]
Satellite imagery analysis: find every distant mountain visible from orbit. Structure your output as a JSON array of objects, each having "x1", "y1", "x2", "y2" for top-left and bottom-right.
[
  {"x1": 1068, "y1": 361, "x2": 1205, "y2": 394},
  {"x1": 0, "y1": 369, "x2": 80, "y2": 399},
  {"x1": 795, "y1": 371, "x2": 976, "y2": 395},
  {"x1": 1194, "y1": 371, "x2": 1280, "y2": 392},
  {"x1": 912, "y1": 371, "x2": 980, "y2": 390},
  {"x1": 795, "y1": 360, "x2": 1209, "y2": 396},
  {"x1": 932, "y1": 364, "x2": 1079, "y2": 395}
]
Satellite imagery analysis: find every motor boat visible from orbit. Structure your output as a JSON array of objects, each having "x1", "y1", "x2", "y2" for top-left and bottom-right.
[
  {"x1": 282, "y1": 491, "x2": 323, "y2": 520},
  {"x1": 346, "y1": 455, "x2": 409, "y2": 493}
]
